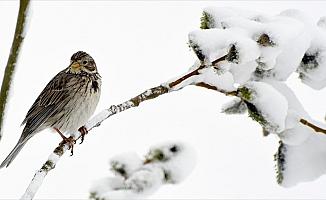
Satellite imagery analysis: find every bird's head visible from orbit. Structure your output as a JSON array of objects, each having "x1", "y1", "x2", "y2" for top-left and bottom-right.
[{"x1": 68, "y1": 51, "x2": 97, "y2": 74}]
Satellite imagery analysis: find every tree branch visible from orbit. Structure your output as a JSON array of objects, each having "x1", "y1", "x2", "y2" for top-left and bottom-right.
[
  {"x1": 300, "y1": 119, "x2": 326, "y2": 134},
  {"x1": 0, "y1": 0, "x2": 30, "y2": 140},
  {"x1": 169, "y1": 65, "x2": 204, "y2": 88},
  {"x1": 21, "y1": 87, "x2": 167, "y2": 200},
  {"x1": 195, "y1": 82, "x2": 238, "y2": 96},
  {"x1": 21, "y1": 55, "x2": 228, "y2": 199}
]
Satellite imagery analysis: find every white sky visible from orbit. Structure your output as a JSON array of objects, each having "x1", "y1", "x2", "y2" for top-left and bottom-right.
[{"x1": 0, "y1": 1, "x2": 326, "y2": 199}]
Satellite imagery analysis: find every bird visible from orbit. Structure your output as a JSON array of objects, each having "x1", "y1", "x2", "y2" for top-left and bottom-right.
[{"x1": 0, "y1": 51, "x2": 101, "y2": 168}]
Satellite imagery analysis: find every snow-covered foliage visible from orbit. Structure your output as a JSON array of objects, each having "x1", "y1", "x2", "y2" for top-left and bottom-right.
[
  {"x1": 238, "y1": 81, "x2": 288, "y2": 134},
  {"x1": 192, "y1": 7, "x2": 326, "y2": 187},
  {"x1": 194, "y1": 7, "x2": 326, "y2": 86},
  {"x1": 89, "y1": 141, "x2": 196, "y2": 200},
  {"x1": 221, "y1": 98, "x2": 247, "y2": 115},
  {"x1": 109, "y1": 152, "x2": 143, "y2": 179}
]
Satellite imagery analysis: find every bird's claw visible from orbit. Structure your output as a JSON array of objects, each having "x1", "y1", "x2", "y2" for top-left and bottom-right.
[
  {"x1": 59, "y1": 136, "x2": 76, "y2": 156},
  {"x1": 78, "y1": 126, "x2": 88, "y2": 144}
]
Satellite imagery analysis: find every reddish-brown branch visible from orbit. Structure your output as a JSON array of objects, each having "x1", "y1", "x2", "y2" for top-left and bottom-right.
[
  {"x1": 169, "y1": 65, "x2": 205, "y2": 88},
  {"x1": 169, "y1": 54, "x2": 227, "y2": 89},
  {"x1": 300, "y1": 119, "x2": 326, "y2": 134},
  {"x1": 195, "y1": 82, "x2": 238, "y2": 96},
  {"x1": 212, "y1": 54, "x2": 227, "y2": 66},
  {"x1": 195, "y1": 82, "x2": 218, "y2": 91}
]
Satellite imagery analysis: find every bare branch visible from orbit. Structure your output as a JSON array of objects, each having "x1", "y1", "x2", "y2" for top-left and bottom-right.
[
  {"x1": 300, "y1": 119, "x2": 326, "y2": 134},
  {"x1": 195, "y1": 82, "x2": 237, "y2": 96},
  {"x1": 0, "y1": 0, "x2": 30, "y2": 140},
  {"x1": 169, "y1": 65, "x2": 205, "y2": 88}
]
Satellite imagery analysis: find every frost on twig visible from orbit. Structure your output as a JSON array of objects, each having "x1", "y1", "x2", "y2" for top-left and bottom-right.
[
  {"x1": 89, "y1": 141, "x2": 196, "y2": 200},
  {"x1": 0, "y1": 0, "x2": 31, "y2": 140}
]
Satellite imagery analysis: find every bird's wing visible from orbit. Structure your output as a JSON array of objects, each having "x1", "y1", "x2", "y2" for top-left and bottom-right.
[{"x1": 21, "y1": 70, "x2": 77, "y2": 134}]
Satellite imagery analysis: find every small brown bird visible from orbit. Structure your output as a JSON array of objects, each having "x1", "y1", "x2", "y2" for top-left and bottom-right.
[{"x1": 0, "y1": 51, "x2": 101, "y2": 168}]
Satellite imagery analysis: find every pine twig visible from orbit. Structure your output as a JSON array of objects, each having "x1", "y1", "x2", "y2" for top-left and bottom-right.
[{"x1": 0, "y1": 0, "x2": 30, "y2": 140}]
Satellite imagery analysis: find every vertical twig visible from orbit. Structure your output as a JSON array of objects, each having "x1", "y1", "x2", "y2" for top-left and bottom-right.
[{"x1": 0, "y1": 0, "x2": 31, "y2": 140}]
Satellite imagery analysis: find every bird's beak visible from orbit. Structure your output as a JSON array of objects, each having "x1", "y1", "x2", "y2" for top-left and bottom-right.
[{"x1": 70, "y1": 61, "x2": 80, "y2": 70}]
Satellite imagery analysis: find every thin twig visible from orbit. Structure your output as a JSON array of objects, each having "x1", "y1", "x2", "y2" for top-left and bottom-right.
[
  {"x1": 212, "y1": 54, "x2": 227, "y2": 66},
  {"x1": 195, "y1": 82, "x2": 219, "y2": 91},
  {"x1": 0, "y1": 0, "x2": 30, "y2": 140},
  {"x1": 169, "y1": 54, "x2": 227, "y2": 88},
  {"x1": 300, "y1": 119, "x2": 326, "y2": 134},
  {"x1": 169, "y1": 65, "x2": 205, "y2": 88},
  {"x1": 195, "y1": 82, "x2": 237, "y2": 96}
]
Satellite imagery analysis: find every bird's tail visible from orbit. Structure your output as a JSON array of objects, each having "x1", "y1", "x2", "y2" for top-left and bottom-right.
[{"x1": 0, "y1": 137, "x2": 28, "y2": 169}]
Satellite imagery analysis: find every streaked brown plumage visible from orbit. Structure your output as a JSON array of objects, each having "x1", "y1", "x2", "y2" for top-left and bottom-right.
[{"x1": 0, "y1": 51, "x2": 101, "y2": 168}]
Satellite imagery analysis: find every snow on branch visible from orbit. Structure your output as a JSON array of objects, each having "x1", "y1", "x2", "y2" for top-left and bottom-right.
[
  {"x1": 89, "y1": 141, "x2": 196, "y2": 200},
  {"x1": 191, "y1": 9, "x2": 326, "y2": 188},
  {"x1": 0, "y1": 0, "x2": 31, "y2": 141},
  {"x1": 20, "y1": 89, "x2": 166, "y2": 200},
  {"x1": 21, "y1": 53, "x2": 231, "y2": 199},
  {"x1": 197, "y1": 7, "x2": 326, "y2": 83},
  {"x1": 236, "y1": 80, "x2": 326, "y2": 186}
]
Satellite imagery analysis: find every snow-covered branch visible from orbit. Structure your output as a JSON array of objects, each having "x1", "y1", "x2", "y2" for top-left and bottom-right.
[
  {"x1": 0, "y1": 0, "x2": 31, "y2": 141},
  {"x1": 89, "y1": 141, "x2": 196, "y2": 200},
  {"x1": 21, "y1": 54, "x2": 230, "y2": 199},
  {"x1": 20, "y1": 90, "x2": 164, "y2": 200}
]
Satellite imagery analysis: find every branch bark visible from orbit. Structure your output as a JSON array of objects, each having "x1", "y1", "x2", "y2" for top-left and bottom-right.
[{"x1": 0, "y1": 0, "x2": 30, "y2": 140}]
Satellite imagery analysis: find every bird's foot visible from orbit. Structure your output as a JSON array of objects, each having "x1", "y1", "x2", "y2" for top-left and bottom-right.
[
  {"x1": 59, "y1": 136, "x2": 76, "y2": 156},
  {"x1": 78, "y1": 126, "x2": 88, "y2": 144},
  {"x1": 54, "y1": 127, "x2": 76, "y2": 156}
]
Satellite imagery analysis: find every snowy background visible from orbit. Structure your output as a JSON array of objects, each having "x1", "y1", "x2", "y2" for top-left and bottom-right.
[{"x1": 0, "y1": 1, "x2": 326, "y2": 199}]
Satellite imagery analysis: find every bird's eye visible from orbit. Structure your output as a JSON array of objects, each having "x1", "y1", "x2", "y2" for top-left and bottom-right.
[
  {"x1": 170, "y1": 145, "x2": 178, "y2": 153},
  {"x1": 83, "y1": 60, "x2": 88, "y2": 65}
]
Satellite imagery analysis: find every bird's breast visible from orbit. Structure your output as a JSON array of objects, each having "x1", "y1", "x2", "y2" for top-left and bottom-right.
[{"x1": 56, "y1": 77, "x2": 101, "y2": 134}]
